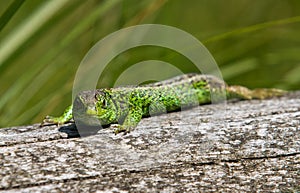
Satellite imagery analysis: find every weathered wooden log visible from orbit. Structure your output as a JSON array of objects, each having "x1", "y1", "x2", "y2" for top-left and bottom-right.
[{"x1": 0, "y1": 92, "x2": 299, "y2": 192}]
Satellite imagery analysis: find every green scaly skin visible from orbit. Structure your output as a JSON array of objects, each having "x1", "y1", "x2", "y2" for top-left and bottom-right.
[{"x1": 42, "y1": 74, "x2": 286, "y2": 133}]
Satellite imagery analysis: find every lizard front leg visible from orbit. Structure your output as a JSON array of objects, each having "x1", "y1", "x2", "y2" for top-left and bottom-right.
[
  {"x1": 114, "y1": 106, "x2": 143, "y2": 134},
  {"x1": 41, "y1": 105, "x2": 73, "y2": 126}
]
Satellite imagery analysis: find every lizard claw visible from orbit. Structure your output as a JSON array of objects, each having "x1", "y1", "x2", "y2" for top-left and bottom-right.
[
  {"x1": 113, "y1": 125, "x2": 133, "y2": 135},
  {"x1": 40, "y1": 115, "x2": 73, "y2": 127},
  {"x1": 40, "y1": 115, "x2": 58, "y2": 127}
]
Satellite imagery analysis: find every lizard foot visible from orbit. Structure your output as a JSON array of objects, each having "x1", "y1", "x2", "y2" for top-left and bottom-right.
[
  {"x1": 114, "y1": 125, "x2": 134, "y2": 135},
  {"x1": 40, "y1": 115, "x2": 72, "y2": 127}
]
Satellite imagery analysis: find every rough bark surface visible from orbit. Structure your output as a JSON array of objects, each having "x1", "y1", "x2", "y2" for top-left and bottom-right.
[{"x1": 0, "y1": 92, "x2": 299, "y2": 192}]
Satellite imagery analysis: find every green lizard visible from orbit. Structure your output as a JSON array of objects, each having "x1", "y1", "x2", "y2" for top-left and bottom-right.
[{"x1": 42, "y1": 74, "x2": 285, "y2": 133}]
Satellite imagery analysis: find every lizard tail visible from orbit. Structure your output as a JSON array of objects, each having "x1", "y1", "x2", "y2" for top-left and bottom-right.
[
  {"x1": 226, "y1": 85, "x2": 287, "y2": 100},
  {"x1": 249, "y1": 88, "x2": 287, "y2": 99}
]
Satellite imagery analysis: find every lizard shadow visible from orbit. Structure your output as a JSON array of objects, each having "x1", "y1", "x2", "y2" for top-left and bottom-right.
[{"x1": 58, "y1": 123, "x2": 110, "y2": 138}]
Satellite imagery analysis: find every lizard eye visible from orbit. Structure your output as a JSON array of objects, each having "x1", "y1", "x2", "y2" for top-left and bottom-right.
[{"x1": 95, "y1": 93, "x2": 100, "y2": 100}]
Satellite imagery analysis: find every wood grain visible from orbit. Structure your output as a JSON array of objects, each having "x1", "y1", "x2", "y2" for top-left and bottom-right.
[{"x1": 1, "y1": 92, "x2": 299, "y2": 192}]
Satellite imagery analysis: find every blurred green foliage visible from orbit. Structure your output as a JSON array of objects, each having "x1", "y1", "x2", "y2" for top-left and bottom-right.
[{"x1": 0, "y1": 0, "x2": 300, "y2": 127}]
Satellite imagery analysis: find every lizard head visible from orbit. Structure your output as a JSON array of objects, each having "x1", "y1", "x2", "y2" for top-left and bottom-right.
[{"x1": 73, "y1": 89, "x2": 117, "y2": 126}]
